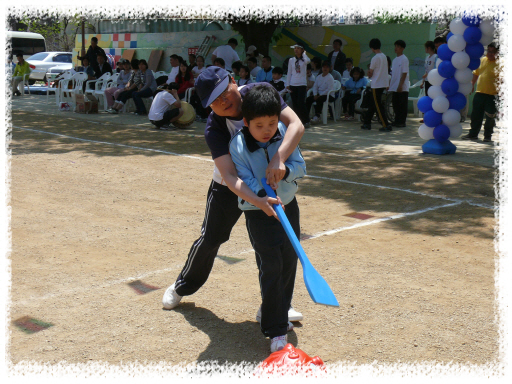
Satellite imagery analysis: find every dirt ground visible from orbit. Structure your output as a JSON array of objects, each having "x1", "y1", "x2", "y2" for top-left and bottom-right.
[{"x1": 7, "y1": 104, "x2": 498, "y2": 372}]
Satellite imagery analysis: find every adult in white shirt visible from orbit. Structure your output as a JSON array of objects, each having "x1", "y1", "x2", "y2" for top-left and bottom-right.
[
  {"x1": 247, "y1": 57, "x2": 261, "y2": 78},
  {"x1": 388, "y1": 40, "x2": 410, "y2": 127},
  {"x1": 305, "y1": 61, "x2": 335, "y2": 124},
  {"x1": 166, "y1": 54, "x2": 181, "y2": 85},
  {"x1": 148, "y1": 85, "x2": 184, "y2": 129},
  {"x1": 362, "y1": 38, "x2": 391, "y2": 131},
  {"x1": 286, "y1": 44, "x2": 311, "y2": 125},
  {"x1": 211, "y1": 38, "x2": 240, "y2": 71}
]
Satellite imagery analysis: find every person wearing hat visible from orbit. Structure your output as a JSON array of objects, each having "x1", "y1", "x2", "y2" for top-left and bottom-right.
[
  {"x1": 104, "y1": 59, "x2": 133, "y2": 110},
  {"x1": 211, "y1": 38, "x2": 240, "y2": 72},
  {"x1": 162, "y1": 66, "x2": 305, "y2": 324},
  {"x1": 286, "y1": 44, "x2": 311, "y2": 126}
]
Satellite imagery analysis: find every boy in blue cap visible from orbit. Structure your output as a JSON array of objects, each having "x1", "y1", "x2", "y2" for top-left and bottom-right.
[
  {"x1": 229, "y1": 84, "x2": 306, "y2": 352},
  {"x1": 162, "y1": 67, "x2": 305, "y2": 325}
]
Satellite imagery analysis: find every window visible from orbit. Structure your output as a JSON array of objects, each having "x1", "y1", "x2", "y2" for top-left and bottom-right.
[
  {"x1": 11, "y1": 38, "x2": 46, "y2": 55},
  {"x1": 53, "y1": 54, "x2": 72, "y2": 63},
  {"x1": 27, "y1": 52, "x2": 49, "y2": 61}
]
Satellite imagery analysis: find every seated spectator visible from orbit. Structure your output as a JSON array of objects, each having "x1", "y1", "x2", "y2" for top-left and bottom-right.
[
  {"x1": 188, "y1": 53, "x2": 197, "y2": 72},
  {"x1": 255, "y1": 55, "x2": 274, "y2": 82},
  {"x1": 107, "y1": 59, "x2": 142, "y2": 113},
  {"x1": 76, "y1": 56, "x2": 97, "y2": 92},
  {"x1": 342, "y1": 58, "x2": 353, "y2": 79},
  {"x1": 341, "y1": 66, "x2": 368, "y2": 120},
  {"x1": 306, "y1": 63, "x2": 315, "y2": 90},
  {"x1": 148, "y1": 83, "x2": 184, "y2": 130},
  {"x1": 310, "y1": 57, "x2": 322, "y2": 77},
  {"x1": 166, "y1": 54, "x2": 181, "y2": 85},
  {"x1": 269, "y1": 66, "x2": 286, "y2": 96},
  {"x1": 237, "y1": 65, "x2": 253, "y2": 86},
  {"x1": 131, "y1": 59, "x2": 157, "y2": 115},
  {"x1": 247, "y1": 57, "x2": 261, "y2": 78},
  {"x1": 213, "y1": 57, "x2": 226, "y2": 69},
  {"x1": 115, "y1": 61, "x2": 122, "y2": 73},
  {"x1": 191, "y1": 55, "x2": 205, "y2": 82},
  {"x1": 231, "y1": 60, "x2": 243, "y2": 80},
  {"x1": 104, "y1": 59, "x2": 132, "y2": 110},
  {"x1": 11, "y1": 53, "x2": 31, "y2": 96},
  {"x1": 305, "y1": 60, "x2": 335, "y2": 124},
  {"x1": 93, "y1": 53, "x2": 113, "y2": 79},
  {"x1": 176, "y1": 61, "x2": 195, "y2": 99},
  {"x1": 244, "y1": 45, "x2": 261, "y2": 66}
]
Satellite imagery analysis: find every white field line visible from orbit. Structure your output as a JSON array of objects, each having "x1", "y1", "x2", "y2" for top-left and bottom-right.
[
  {"x1": 13, "y1": 126, "x2": 493, "y2": 210},
  {"x1": 11, "y1": 201, "x2": 461, "y2": 308}
]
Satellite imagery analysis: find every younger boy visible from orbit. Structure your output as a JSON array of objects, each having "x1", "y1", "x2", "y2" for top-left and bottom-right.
[
  {"x1": 229, "y1": 85, "x2": 306, "y2": 352},
  {"x1": 342, "y1": 57, "x2": 354, "y2": 79},
  {"x1": 305, "y1": 61, "x2": 335, "y2": 124},
  {"x1": 388, "y1": 39, "x2": 410, "y2": 127},
  {"x1": 269, "y1": 66, "x2": 286, "y2": 96}
]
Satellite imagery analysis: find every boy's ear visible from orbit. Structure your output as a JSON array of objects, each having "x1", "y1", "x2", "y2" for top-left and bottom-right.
[{"x1": 243, "y1": 117, "x2": 249, "y2": 127}]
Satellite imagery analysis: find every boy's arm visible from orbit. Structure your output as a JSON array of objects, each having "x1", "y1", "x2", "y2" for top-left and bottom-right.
[
  {"x1": 228, "y1": 142, "x2": 265, "y2": 196},
  {"x1": 283, "y1": 147, "x2": 307, "y2": 183},
  {"x1": 214, "y1": 154, "x2": 279, "y2": 218},
  {"x1": 266, "y1": 106, "x2": 305, "y2": 186}
]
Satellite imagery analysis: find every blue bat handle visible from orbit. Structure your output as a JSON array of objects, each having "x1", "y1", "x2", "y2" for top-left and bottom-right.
[{"x1": 261, "y1": 178, "x2": 312, "y2": 270}]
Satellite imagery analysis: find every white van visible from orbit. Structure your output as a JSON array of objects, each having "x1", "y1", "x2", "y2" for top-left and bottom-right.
[{"x1": 7, "y1": 31, "x2": 46, "y2": 63}]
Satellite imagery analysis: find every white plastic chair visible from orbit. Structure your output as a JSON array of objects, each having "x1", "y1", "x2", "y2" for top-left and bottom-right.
[
  {"x1": 86, "y1": 73, "x2": 113, "y2": 110},
  {"x1": 307, "y1": 80, "x2": 341, "y2": 124},
  {"x1": 18, "y1": 74, "x2": 30, "y2": 96},
  {"x1": 47, "y1": 70, "x2": 71, "y2": 103},
  {"x1": 354, "y1": 87, "x2": 368, "y2": 121},
  {"x1": 60, "y1": 72, "x2": 87, "y2": 107},
  {"x1": 185, "y1": 87, "x2": 195, "y2": 103}
]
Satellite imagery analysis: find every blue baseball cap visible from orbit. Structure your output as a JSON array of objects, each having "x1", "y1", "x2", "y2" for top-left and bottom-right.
[{"x1": 195, "y1": 67, "x2": 231, "y2": 108}]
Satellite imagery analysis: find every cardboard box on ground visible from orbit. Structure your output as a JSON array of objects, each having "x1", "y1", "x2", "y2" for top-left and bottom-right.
[{"x1": 75, "y1": 94, "x2": 99, "y2": 114}]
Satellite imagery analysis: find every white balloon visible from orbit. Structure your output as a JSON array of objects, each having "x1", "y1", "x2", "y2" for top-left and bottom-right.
[
  {"x1": 432, "y1": 96, "x2": 450, "y2": 113},
  {"x1": 428, "y1": 85, "x2": 446, "y2": 99},
  {"x1": 447, "y1": 34, "x2": 467, "y2": 52},
  {"x1": 427, "y1": 68, "x2": 445, "y2": 86},
  {"x1": 458, "y1": 82, "x2": 474, "y2": 95},
  {"x1": 436, "y1": 58, "x2": 443, "y2": 68},
  {"x1": 442, "y1": 109, "x2": 461, "y2": 126},
  {"x1": 418, "y1": 124, "x2": 435, "y2": 140},
  {"x1": 448, "y1": 123, "x2": 463, "y2": 138},
  {"x1": 479, "y1": 19, "x2": 495, "y2": 36},
  {"x1": 450, "y1": 18, "x2": 469, "y2": 35},
  {"x1": 451, "y1": 51, "x2": 471, "y2": 69},
  {"x1": 455, "y1": 67, "x2": 474, "y2": 83},
  {"x1": 480, "y1": 34, "x2": 494, "y2": 46}
]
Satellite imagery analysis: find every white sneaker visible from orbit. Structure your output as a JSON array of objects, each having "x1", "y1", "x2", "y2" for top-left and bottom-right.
[
  {"x1": 162, "y1": 283, "x2": 182, "y2": 309},
  {"x1": 288, "y1": 306, "x2": 303, "y2": 322},
  {"x1": 270, "y1": 335, "x2": 288, "y2": 353}
]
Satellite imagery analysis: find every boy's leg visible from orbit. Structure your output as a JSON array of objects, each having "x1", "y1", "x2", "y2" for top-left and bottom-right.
[
  {"x1": 373, "y1": 88, "x2": 389, "y2": 127},
  {"x1": 162, "y1": 108, "x2": 180, "y2": 126},
  {"x1": 314, "y1": 95, "x2": 328, "y2": 116},
  {"x1": 279, "y1": 198, "x2": 300, "y2": 314},
  {"x1": 174, "y1": 181, "x2": 242, "y2": 296},
  {"x1": 348, "y1": 94, "x2": 361, "y2": 116},
  {"x1": 305, "y1": 95, "x2": 315, "y2": 122},
  {"x1": 245, "y1": 211, "x2": 289, "y2": 339},
  {"x1": 483, "y1": 94, "x2": 497, "y2": 139},
  {"x1": 468, "y1": 92, "x2": 485, "y2": 137},
  {"x1": 363, "y1": 88, "x2": 377, "y2": 125}
]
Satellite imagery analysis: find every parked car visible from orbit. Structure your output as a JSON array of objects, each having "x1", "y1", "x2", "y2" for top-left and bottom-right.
[{"x1": 26, "y1": 52, "x2": 73, "y2": 84}]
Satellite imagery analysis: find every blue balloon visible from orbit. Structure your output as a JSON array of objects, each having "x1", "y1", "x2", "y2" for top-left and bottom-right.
[
  {"x1": 441, "y1": 77, "x2": 459, "y2": 96},
  {"x1": 424, "y1": 110, "x2": 443, "y2": 128},
  {"x1": 437, "y1": 44, "x2": 455, "y2": 61},
  {"x1": 447, "y1": 92, "x2": 467, "y2": 110},
  {"x1": 447, "y1": 32, "x2": 454, "y2": 41},
  {"x1": 465, "y1": 43, "x2": 485, "y2": 59},
  {"x1": 463, "y1": 26, "x2": 483, "y2": 44},
  {"x1": 438, "y1": 60, "x2": 457, "y2": 78},
  {"x1": 417, "y1": 95, "x2": 433, "y2": 113},
  {"x1": 434, "y1": 125, "x2": 451, "y2": 143},
  {"x1": 468, "y1": 58, "x2": 481, "y2": 70},
  {"x1": 462, "y1": 14, "x2": 481, "y2": 27}
]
